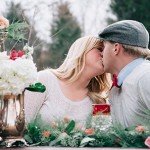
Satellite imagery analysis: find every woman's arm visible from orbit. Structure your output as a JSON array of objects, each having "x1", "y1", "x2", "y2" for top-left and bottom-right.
[{"x1": 24, "y1": 70, "x2": 48, "y2": 123}]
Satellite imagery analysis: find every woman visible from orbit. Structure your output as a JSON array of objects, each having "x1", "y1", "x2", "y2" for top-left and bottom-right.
[{"x1": 24, "y1": 36, "x2": 111, "y2": 125}]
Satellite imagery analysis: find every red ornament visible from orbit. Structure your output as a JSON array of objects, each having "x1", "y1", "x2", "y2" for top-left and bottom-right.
[{"x1": 92, "y1": 104, "x2": 110, "y2": 115}]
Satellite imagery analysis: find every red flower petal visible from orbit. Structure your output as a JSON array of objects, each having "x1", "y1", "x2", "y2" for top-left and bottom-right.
[{"x1": 18, "y1": 50, "x2": 24, "y2": 57}]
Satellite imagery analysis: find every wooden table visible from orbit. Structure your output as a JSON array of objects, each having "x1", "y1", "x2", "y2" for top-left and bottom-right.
[{"x1": 1, "y1": 146, "x2": 148, "y2": 150}]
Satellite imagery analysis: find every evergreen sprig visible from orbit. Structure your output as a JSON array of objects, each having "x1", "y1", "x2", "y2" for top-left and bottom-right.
[{"x1": 6, "y1": 21, "x2": 29, "y2": 41}]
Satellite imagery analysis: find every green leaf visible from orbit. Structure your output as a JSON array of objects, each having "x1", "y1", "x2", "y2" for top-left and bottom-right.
[
  {"x1": 125, "y1": 126, "x2": 137, "y2": 131},
  {"x1": 80, "y1": 137, "x2": 95, "y2": 147},
  {"x1": 26, "y1": 83, "x2": 46, "y2": 92},
  {"x1": 24, "y1": 134, "x2": 33, "y2": 144},
  {"x1": 49, "y1": 132, "x2": 68, "y2": 146},
  {"x1": 7, "y1": 22, "x2": 29, "y2": 41},
  {"x1": 64, "y1": 120, "x2": 75, "y2": 134}
]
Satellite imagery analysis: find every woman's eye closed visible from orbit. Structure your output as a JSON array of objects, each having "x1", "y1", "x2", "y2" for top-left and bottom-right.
[{"x1": 97, "y1": 48, "x2": 103, "y2": 52}]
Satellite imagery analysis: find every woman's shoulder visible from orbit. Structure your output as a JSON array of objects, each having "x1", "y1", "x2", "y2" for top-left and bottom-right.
[
  {"x1": 38, "y1": 69, "x2": 57, "y2": 84},
  {"x1": 38, "y1": 69, "x2": 55, "y2": 77},
  {"x1": 37, "y1": 69, "x2": 59, "y2": 92}
]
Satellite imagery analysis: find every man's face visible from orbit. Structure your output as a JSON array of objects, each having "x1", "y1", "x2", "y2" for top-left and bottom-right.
[{"x1": 101, "y1": 41, "x2": 115, "y2": 73}]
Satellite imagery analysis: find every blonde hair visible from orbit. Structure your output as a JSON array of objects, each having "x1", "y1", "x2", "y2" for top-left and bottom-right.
[
  {"x1": 51, "y1": 36, "x2": 111, "y2": 103},
  {"x1": 122, "y1": 44, "x2": 150, "y2": 58}
]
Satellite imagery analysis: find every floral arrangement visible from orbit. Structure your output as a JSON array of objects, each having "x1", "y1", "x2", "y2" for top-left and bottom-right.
[
  {"x1": 0, "y1": 114, "x2": 149, "y2": 148},
  {"x1": 0, "y1": 45, "x2": 37, "y2": 95},
  {"x1": 0, "y1": 16, "x2": 45, "y2": 95},
  {"x1": 17, "y1": 114, "x2": 149, "y2": 149},
  {"x1": 0, "y1": 109, "x2": 141, "y2": 149}
]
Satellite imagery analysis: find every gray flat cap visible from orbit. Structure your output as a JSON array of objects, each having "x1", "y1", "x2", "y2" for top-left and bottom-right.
[{"x1": 98, "y1": 20, "x2": 149, "y2": 48}]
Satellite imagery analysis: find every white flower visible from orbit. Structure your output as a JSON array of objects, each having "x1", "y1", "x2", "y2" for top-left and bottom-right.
[
  {"x1": 0, "y1": 57, "x2": 38, "y2": 95},
  {"x1": 0, "y1": 51, "x2": 9, "y2": 60},
  {"x1": 23, "y1": 43, "x2": 34, "y2": 54},
  {"x1": 22, "y1": 44, "x2": 34, "y2": 60}
]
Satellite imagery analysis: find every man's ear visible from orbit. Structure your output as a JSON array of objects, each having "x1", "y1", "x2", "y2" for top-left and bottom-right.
[{"x1": 113, "y1": 43, "x2": 121, "y2": 55}]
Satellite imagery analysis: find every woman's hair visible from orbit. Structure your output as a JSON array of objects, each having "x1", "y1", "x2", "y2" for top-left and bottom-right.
[{"x1": 51, "y1": 36, "x2": 111, "y2": 103}]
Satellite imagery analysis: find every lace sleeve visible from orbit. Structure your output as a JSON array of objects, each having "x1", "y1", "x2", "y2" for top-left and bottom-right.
[{"x1": 24, "y1": 70, "x2": 48, "y2": 123}]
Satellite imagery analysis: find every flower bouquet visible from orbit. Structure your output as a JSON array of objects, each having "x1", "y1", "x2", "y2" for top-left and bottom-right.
[
  {"x1": 0, "y1": 45, "x2": 37, "y2": 95},
  {"x1": 0, "y1": 16, "x2": 45, "y2": 146}
]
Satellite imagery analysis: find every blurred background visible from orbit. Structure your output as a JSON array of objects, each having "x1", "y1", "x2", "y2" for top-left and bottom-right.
[{"x1": 0, "y1": 0, "x2": 149, "y2": 71}]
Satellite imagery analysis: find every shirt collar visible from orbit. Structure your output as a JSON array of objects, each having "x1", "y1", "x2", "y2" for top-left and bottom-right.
[{"x1": 117, "y1": 58, "x2": 144, "y2": 86}]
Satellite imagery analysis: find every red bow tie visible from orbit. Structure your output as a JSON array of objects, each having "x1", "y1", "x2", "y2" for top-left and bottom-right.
[{"x1": 112, "y1": 74, "x2": 121, "y2": 88}]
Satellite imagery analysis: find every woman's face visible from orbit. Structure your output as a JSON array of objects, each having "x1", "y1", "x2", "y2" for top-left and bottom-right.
[{"x1": 85, "y1": 47, "x2": 104, "y2": 76}]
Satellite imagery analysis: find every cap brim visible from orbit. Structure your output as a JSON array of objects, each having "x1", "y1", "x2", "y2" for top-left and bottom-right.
[{"x1": 96, "y1": 35, "x2": 107, "y2": 41}]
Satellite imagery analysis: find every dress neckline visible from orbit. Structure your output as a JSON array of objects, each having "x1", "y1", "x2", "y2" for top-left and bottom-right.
[{"x1": 50, "y1": 71, "x2": 90, "y2": 105}]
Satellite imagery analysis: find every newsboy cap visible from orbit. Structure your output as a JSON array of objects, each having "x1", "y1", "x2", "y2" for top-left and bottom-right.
[{"x1": 98, "y1": 20, "x2": 149, "y2": 48}]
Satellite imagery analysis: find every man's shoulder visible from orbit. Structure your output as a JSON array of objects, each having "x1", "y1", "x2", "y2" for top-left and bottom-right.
[
  {"x1": 133, "y1": 60, "x2": 150, "y2": 73},
  {"x1": 125, "y1": 60, "x2": 150, "y2": 82},
  {"x1": 141, "y1": 60, "x2": 150, "y2": 66}
]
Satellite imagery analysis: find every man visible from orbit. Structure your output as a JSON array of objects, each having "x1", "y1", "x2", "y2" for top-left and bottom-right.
[{"x1": 98, "y1": 20, "x2": 150, "y2": 127}]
